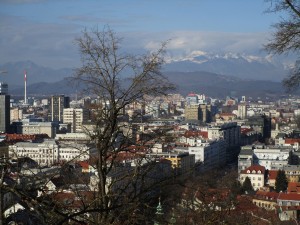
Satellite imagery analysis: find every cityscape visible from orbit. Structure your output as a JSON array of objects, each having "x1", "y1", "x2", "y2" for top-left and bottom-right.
[{"x1": 2, "y1": 0, "x2": 300, "y2": 225}]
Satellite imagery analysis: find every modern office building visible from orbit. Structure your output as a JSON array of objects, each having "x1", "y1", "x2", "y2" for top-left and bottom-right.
[
  {"x1": 0, "y1": 94, "x2": 10, "y2": 133},
  {"x1": 0, "y1": 82, "x2": 8, "y2": 95},
  {"x1": 50, "y1": 95, "x2": 70, "y2": 122},
  {"x1": 63, "y1": 108, "x2": 89, "y2": 133}
]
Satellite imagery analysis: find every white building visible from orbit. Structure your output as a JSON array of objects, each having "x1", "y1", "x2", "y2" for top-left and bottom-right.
[
  {"x1": 9, "y1": 140, "x2": 89, "y2": 166},
  {"x1": 187, "y1": 139, "x2": 226, "y2": 171},
  {"x1": 253, "y1": 146, "x2": 291, "y2": 170},
  {"x1": 239, "y1": 165, "x2": 265, "y2": 191}
]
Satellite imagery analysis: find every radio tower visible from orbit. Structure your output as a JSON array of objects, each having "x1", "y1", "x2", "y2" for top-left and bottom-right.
[{"x1": 24, "y1": 70, "x2": 27, "y2": 104}]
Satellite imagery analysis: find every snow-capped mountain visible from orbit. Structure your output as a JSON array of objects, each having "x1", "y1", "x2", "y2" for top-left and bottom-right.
[{"x1": 163, "y1": 51, "x2": 289, "y2": 82}]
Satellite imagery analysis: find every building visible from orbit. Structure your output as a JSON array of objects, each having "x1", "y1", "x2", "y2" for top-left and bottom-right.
[
  {"x1": 186, "y1": 139, "x2": 226, "y2": 171},
  {"x1": 246, "y1": 115, "x2": 271, "y2": 142},
  {"x1": 11, "y1": 120, "x2": 58, "y2": 138},
  {"x1": 238, "y1": 147, "x2": 253, "y2": 173},
  {"x1": 253, "y1": 145, "x2": 291, "y2": 170},
  {"x1": 283, "y1": 165, "x2": 300, "y2": 182},
  {"x1": 0, "y1": 94, "x2": 10, "y2": 133},
  {"x1": 50, "y1": 95, "x2": 70, "y2": 122},
  {"x1": 0, "y1": 82, "x2": 8, "y2": 95},
  {"x1": 239, "y1": 165, "x2": 265, "y2": 191},
  {"x1": 199, "y1": 104, "x2": 212, "y2": 123},
  {"x1": 186, "y1": 93, "x2": 198, "y2": 105},
  {"x1": 185, "y1": 104, "x2": 200, "y2": 121},
  {"x1": 63, "y1": 108, "x2": 89, "y2": 133},
  {"x1": 10, "y1": 108, "x2": 23, "y2": 122},
  {"x1": 146, "y1": 152, "x2": 195, "y2": 175},
  {"x1": 9, "y1": 140, "x2": 89, "y2": 166},
  {"x1": 237, "y1": 104, "x2": 247, "y2": 119}
]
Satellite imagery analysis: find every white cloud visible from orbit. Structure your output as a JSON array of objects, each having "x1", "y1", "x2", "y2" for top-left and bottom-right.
[{"x1": 0, "y1": 14, "x2": 280, "y2": 69}]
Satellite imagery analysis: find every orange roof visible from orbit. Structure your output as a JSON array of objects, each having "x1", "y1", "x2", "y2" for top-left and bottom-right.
[
  {"x1": 279, "y1": 193, "x2": 300, "y2": 201},
  {"x1": 288, "y1": 182, "x2": 300, "y2": 194},
  {"x1": 241, "y1": 165, "x2": 265, "y2": 174},
  {"x1": 285, "y1": 138, "x2": 300, "y2": 144},
  {"x1": 78, "y1": 161, "x2": 89, "y2": 170},
  {"x1": 268, "y1": 170, "x2": 278, "y2": 180},
  {"x1": 184, "y1": 130, "x2": 208, "y2": 138},
  {"x1": 255, "y1": 191, "x2": 279, "y2": 200}
]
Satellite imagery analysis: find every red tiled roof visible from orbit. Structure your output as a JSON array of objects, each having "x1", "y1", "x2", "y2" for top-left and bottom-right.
[
  {"x1": 268, "y1": 170, "x2": 278, "y2": 180},
  {"x1": 278, "y1": 193, "x2": 300, "y2": 201},
  {"x1": 240, "y1": 128, "x2": 254, "y2": 135},
  {"x1": 255, "y1": 191, "x2": 279, "y2": 200},
  {"x1": 78, "y1": 161, "x2": 89, "y2": 170},
  {"x1": 184, "y1": 130, "x2": 208, "y2": 138},
  {"x1": 288, "y1": 182, "x2": 300, "y2": 194},
  {"x1": 241, "y1": 165, "x2": 265, "y2": 174},
  {"x1": 285, "y1": 138, "x2": 300, "y2": 144}
]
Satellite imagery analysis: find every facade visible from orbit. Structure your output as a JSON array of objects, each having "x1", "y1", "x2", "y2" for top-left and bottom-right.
[
  {"x1": 9, "y1": 140, "x2": 89, "y2": 166},
  {"x1": 253, "y1": 191, "x2": 278, "y2": 211},
  {"x1": 50, "y1": 95, "x2": 70, "y2": 122},
  {"x1": 239, "y1": 165, "x2": 265, "y2": 191},
  {"x1": 0, "y1": 82, "x2": 8, "y2": 95},
  {"x1": 187, "y1": 140, "x2": 227, "y2": 171},
  {"x1": 253, "y1": 146, "x2": 291, "y2": 170},
  {"x1": 10, "y1": 108, "x2": 23, "y2": 122},
  {"x1": 184, "y1": 104, "x2": 199, "y2": 121},
  {"x1": 0, "y1": 94, "x2": 10, "y2": 133},
  {"x1": 63, "y1": 108, "x2": 89, "y2": 133},
  {"x1": 13, "y1": 121, "x2": 57, "y2": 138},
  {"x1": 186, "y1": 93, "x2": 198, "y2": 105},
  {"x1": 199, "y1": 104, "x2": 212, "y2": 123},
  {"x1": 237, "y1": 104, "x2": 247, "y2": 119},
  {"x1": 146, "y1": 152, "x2": 195, "y2": 175},
  {"x1": 238, "y1": 147, "x2": 253, "y2": 173},
  {"x1": 283, "y1": 165, "x2": 300, "y2": 182}
]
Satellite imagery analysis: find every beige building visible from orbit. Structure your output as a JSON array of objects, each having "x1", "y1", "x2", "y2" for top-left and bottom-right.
[
  {"x1": 237, "y1": 104, "x2": 247, "y2": 119},
  {"x1": 20, "y1": 121, "x2": 56, "y2": 138},
  {"x1": 185, "y1": 104, "x2": 199, "y2": 121},
  {"x1": 10, "y1": 108, "x2": 23, "y2": 122},
  {"x1": 63, "y1": 108, "x2": 89, "y2": 133},
  {"x1": 185, "y1": 104, "x2": 211, "y2": 123}
]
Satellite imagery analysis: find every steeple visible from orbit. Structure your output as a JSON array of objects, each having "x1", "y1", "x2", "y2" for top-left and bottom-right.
[{"x1": 154, "y1": 197, "x2": 164, "y2": 225}]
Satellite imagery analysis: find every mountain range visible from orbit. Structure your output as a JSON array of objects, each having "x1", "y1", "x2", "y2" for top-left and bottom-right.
[{"x1": 0, "y1": 52, "x2": 294, "y2": 98}]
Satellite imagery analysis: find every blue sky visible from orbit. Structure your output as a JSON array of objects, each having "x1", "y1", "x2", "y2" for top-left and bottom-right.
[{"x1": 0, "y1": 0, "x2": 288, "y2": 68}]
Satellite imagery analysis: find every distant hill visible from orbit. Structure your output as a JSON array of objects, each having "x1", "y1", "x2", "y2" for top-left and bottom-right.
[
  {"x1": 0, "y1": 60, "x2": 73, "y2": 86},
  {"x1": 8, "y1": 70, "x2": 292, "y2": 99},
  {"x1": 164, "y1": 71, "x2": 290, "y2": 98},
  {"x1": 1, "y1": 59, "x2": 294, "y2": 98}
]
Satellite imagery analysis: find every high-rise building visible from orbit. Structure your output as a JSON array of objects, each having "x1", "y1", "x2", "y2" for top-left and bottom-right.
[
  {"x1": 63, "y1": 108, "x2": 89, "y2": 133},
  {"x1": 185, "y1": 104, "x2": 200, "y2": 121},
  {"x1": 0, "y1": 94, "x2": 10, "y2": 133},
  {"x1": 50, "y1": 95, "x2": 70, "y2": 122},
  {"x1": 0, "y1": 82, "x2": 8, "y2": 95},
  {"x1": 186, "y1": 93, "x2": 198, "y2": 105},
  {"x1": 199, "y1": 104, "x2": 212, "y2": 123},
  {"x1": 237, "y1": 104, "x2": 248, "y2": 119}
]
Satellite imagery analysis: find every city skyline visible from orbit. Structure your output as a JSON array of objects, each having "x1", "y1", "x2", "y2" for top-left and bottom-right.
[{"x1": 0, "y1": 0, "x2": 292, "y2": 69}]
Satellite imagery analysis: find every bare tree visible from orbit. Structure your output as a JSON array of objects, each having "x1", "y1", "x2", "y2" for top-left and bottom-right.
[
  {"x1": 68, "y1": 26, "x2": 175, "y2": 224},
  {"x1": 265, "y1": 0, "x2": 300, "y2": 91}
]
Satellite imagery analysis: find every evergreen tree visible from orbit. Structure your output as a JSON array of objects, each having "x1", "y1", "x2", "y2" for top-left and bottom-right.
[
  {"x1": 275, "y1": 170, "x2": 288, "y2": 193},
  {"x1": 242, "y1": 177, "x2": 253, "y2": 194}
]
